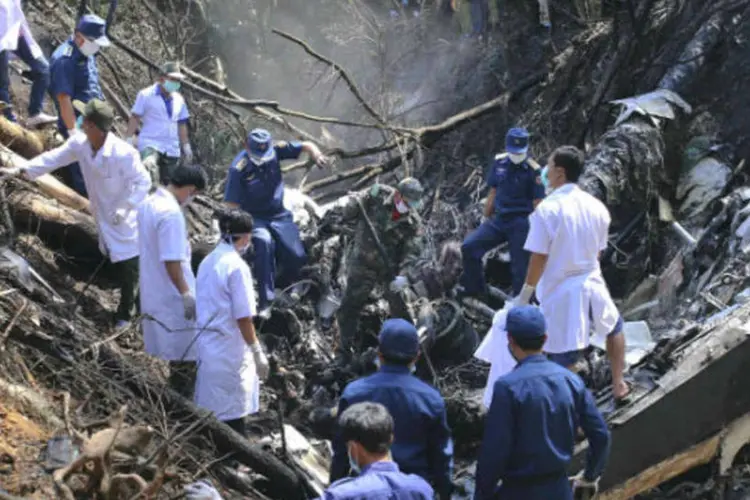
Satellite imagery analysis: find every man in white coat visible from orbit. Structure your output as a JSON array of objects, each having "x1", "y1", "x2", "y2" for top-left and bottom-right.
[
  {"x1": 194, "y1": 208, "x2": 269, "y2": 436},
  {"x1": 5, "y1": 99, "x2": 151, "y2": 329},
  {"x1": 137, "y1": 162, "x2": 206, "y2": 398},
  {"x1": 516, "y1": 145, "x2": 629, "y2": 403},
  {"x1": 124, "y1": 61, "x2": 193, "y2": 186}
]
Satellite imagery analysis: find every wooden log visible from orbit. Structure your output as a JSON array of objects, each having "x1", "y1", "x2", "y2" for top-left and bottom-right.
[{"x1": 0, "y1": 116, "x2": 48, "y2": 159}]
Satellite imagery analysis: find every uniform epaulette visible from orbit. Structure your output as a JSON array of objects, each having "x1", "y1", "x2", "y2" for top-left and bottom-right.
[
  {"x1": 234, "y1": 156, "x2": 249, "y2": 172},
  {"x1": 526, "y1": 158, "x2": 541, "y2": 170},
  {"x1": 61, "y1": 44, "x2": 73, "y2": 57},
  {"x1": 495, "y1": 152, "x2": 509, "y2": 160},
  {"x1": 274, "y1": 140, "x2": 287, "y2": 148}
]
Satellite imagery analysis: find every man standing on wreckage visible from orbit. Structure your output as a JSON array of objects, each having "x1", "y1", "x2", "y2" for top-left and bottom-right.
[
  {"x1": 332, "y1": 177, "x2": 426, "y2": 362},
  {"x1": 223, "y1": 128, "x2": 329, "y2": 319},
  {"x1": 515, "y1": 145, "x2": 630, "y2": 403}
]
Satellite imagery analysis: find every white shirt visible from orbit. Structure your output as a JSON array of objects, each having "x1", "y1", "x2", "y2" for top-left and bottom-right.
[
  {"x1": 524, "y1": 183, "x2": 619, "y2": 353},
  {"x1": 194, "y1": 241, "x2": 259, "y2": 421},
  {"x1": 25, "y1": 133, "x2": 152, "y2": 263},
  {"x1": 137, "y1": 187, "x2": 196, "y2": 361},
  {"x1": 131, "y1": 84, "x2": 189, "y2": 157},
  {"x1": 0, "y1": 0, "x2": 42, "y2": 58}
]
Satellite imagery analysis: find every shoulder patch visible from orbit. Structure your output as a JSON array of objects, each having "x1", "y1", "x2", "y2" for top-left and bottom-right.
[
  {"x1": 274, "y1": 141, "x2": 288, "y2": 148},
  {"x1": 527, "y1": 158, "x2": 541, "y2": 170},
  {"x1": 495, "y1": 152, "x2": 509, "y2": 160},
  {"x1": 61, "y1": 44, "x2": 73, "y2": 57},
  {"x1": 234, "y1": 156, "x2": 249, "y2": 172}
]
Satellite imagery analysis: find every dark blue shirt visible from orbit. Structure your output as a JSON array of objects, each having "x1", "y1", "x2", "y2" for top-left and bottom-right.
[
  {"x1": 49, "y1": 38, "x2": 103, "y2": 135},
  {"x1": 320, "y1": 461, "x2": 434, "y2": 500},
  {"x1": 223, "y1": 142, "x2": 304, "y2": 218},
  {"x1": 331, "y1": 365, "x2": 454, "y2": 498},
  {"x1": 486, "y1": 155, "x2": 545, "y2": 217},
  {"x1": 474, "y1": 354, "x2": 610, "y2": 500}
]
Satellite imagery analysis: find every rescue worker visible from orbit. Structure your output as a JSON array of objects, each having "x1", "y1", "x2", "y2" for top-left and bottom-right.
[
  {"x1": 137, "y1": 163, "x2": 206, "y2": 398},
  {"x1": 324, "y1": 402, "x2": 435, "y2": 500},
  {"x1": 335, "y1": 178, "x2": 425, "y2": 357},
  {"x1": 194, "y1": 208, "x2": 270, "y2": 436},
  {"x1": 223, "y1": 128, "x2": 329, "y2": 318},
  {"x1": 460, "y1": 127, "x2": 544, "y2": 298},
  {"x1": 474, "y1": 305, "x2": 610, "y2": 500},
  {"x1": 331, "y1": 319, "x2": 454, "y2": 499},
  {"x1": 4, "y1": 99, "x2": 151, "y2": 329},
  {"x1": 49, "y1": 13, "x2": 109, "y2": 196},
  {"x1": 517, "y1": 145, "x2": 630, "y2": 402},
  {"x1": 0, "y1": 0, "x2": 57, "y2": 127},
  {"x1": 125, "y1": 62, "x2": 193, "y2": 186}
]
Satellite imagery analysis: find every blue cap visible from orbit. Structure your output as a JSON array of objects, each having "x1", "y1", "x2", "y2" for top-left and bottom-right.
[
  {"x1": 506, "y1": 127, "x2": 530, "y2": 155},
  {"x1": 247, "y1": 128, "x2": 274, "y2": 164},
  {"x1": 378, "y1": 319, "x2": 419, "y2": 360},
  {"x1": 76, "y1": 14, "x2": 110, "y2": 47},
  {"x1": 506, "y1": 306, "x2": 546, "y2": 340}
]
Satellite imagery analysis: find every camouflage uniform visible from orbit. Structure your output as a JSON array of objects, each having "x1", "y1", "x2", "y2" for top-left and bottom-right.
[{"x1": 337, "y1": 183, "x2": 425, "y2": 353}]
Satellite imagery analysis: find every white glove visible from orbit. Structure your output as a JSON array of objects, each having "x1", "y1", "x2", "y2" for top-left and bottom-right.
[
  {"x1": 208, "y1": 219, "x2": 221, "y2": 244},
  {"x1": 570, "y1": 471, "x2": 599, "y2": 499},
  {"x1": 314, "y1": 153, "x2": 330, "y2": 168},
  {"x1": 110, "y1": 208, "x2": 127, "y2": 226},
  {"x1": 184, "y1": 480, "x2": 223, "y2": 500},
  {"x1": 513, "y1": 283, "x2": 535, "y2": 307},
  {"x1": 390, "y1": 275, "x2": 409, "y2": 293},
  {"x1": 182, "y1": 291, "x2": 196, "y2": 320},
  {"x1": 182, "y1": 143, "x2": 194, "y2": 162},
  {"x1": 250, "y1": 341, "x2": 269, "y2": 380},
  {"x1": 98, "y1": 235, "x2": 108, "y2": 257},
  {"x1": 125, "y1": 136, "x2": 136, "y2": 147}
]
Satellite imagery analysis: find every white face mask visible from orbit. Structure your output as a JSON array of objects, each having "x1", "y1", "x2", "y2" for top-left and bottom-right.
[
  {"x1": 79, "y1": 39, "x2": 100, "y2": 57},
  {"x1": 395, "y1": 199, "x2": 410, "y2": 214},
  {"x1": 509, "y1": 153, "x2": 527, "y2": 165}
]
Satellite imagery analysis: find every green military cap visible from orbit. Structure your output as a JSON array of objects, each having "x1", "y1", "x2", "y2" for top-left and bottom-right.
[
  {"x1": 161, "y1": 61, "x2": 185, "y2": 80},
  {"x1": 73, "y1": 98, "x2": 114, "y2": 132},
  {"x1": 397, "y1": 177, "x2": 424, "y2": 205}
]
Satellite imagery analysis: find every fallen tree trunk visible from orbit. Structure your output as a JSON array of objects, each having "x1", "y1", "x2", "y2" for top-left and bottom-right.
[{"x1": 0, "y1": 116, "x2": 49, "y2": 159}]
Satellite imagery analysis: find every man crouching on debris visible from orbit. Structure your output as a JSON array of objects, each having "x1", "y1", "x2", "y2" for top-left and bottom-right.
[
  {"x1": 324, "y1": 402, "x2": 435, "y2": 499},
  {"x1": 474, "y1": 306, "x2": 610, "y2": 500},
  {"x1": 335, "y1": 178, "x2": 425, "y2": 359},
  {"x1": 137, "y1": 163, "x2": 206, "y2": 398},
  {"x1": 516, "y1": 145, "x2": 630, "y2": 403},
  {"x1": 223, "y1": 128, "x2": 329, "y2": 319},
  {"x1": 194, "y1": 208, "x2": 269, "y2": 436},
  {"x1": 330, "y1": 319, "x2": 453, "y2": 500},
  {"x1": 3, "y1": 99, "x2": 151, "y2": 330}
]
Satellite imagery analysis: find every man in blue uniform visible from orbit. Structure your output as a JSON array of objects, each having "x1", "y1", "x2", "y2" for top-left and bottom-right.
[
  {"x1": 474, "y1": 306, "x2": 610, "y2": 500},
  {"x1": 224, "y1": 128, "x2": 328, "y2": 318},
  {"x1": 322, "y1": 402, "x2": 434, "y2": 500},
  {"x1": 330, "y1": 319, "x2": 454, "y2": 500},
  {"x1": 49, "y1": 14, "x2": 109, "y2": 196},
  {"x1": 460, "y1": 127, "x2": 544, "y2": 298}
]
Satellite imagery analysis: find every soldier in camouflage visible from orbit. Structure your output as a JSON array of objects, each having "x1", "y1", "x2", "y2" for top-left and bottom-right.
[{"x1": 336, "y1": 178, "x2": 426, "y2": 358}]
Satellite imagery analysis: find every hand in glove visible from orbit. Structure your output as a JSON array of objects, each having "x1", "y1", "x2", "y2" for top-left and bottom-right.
[
  {"x1": 182, "y1": 143, "x2": 194, "y2": 162},
  {"x1": 570, "y1": 471, "x2": 599, "y2": 500},
  {"x1": 0, "y1": 166, "x2": 21, "y2": 177},
  {"x1": 182, "y1": 291, "x2": 196, "y2": 320},
  {"x1": 250, "y1": 341, "x2": 270, "y2": 380},
  {"x1": 390, "y1": 275, "x2": 409, "y2": 293},
  {"x1": 110, "y1": 208, "x2": 128, "y2": 226},
  {"x1": 512, "y1": 283, "x2": 535, "y2": 307},
  {"x1": 184, "y1": 480, "x2": 223, "y2": 500},
  {"x1": 314, "y1": 153, "x2": 330, "y2": 168}
]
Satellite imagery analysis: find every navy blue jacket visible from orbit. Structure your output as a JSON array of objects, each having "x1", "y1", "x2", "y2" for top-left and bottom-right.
[
  {"x1": 224, "y1": 142, "x2": 304, "y2": 218},
  {"x1": 486, "y1": 155, "x2": 545, "y2": 218},
  {"x1": 320, "y1": 461, "x2": 434, "y2": 500},
  {"x1": 331, "y1": 365, "x2": 454, "y2": 498},
  {"x1": 474, "y1": 354, "x2": 610, "y2": 500}
]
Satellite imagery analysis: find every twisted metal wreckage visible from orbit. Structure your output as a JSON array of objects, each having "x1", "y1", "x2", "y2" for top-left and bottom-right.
[{"x1": 3, "y1": 2, "x2": 750, "y2": 500}]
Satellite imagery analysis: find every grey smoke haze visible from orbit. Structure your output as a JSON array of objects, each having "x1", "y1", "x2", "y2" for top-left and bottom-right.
[{"x1": 205, "y1": 0, "x2": 499, "y2": 181}]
